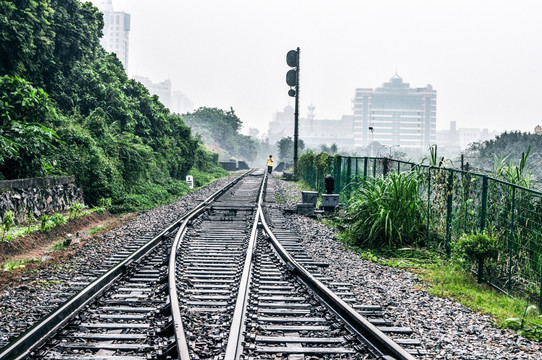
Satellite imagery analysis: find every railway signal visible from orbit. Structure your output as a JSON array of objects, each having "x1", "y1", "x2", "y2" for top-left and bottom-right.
[{"x1": 286, "y1": 48, "x2": 300, "y2": 175}]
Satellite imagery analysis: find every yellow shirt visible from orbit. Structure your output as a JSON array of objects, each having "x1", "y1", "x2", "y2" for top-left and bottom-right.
[{"x1": 267, "y1": 158, "x2": 273, "y2": 166}]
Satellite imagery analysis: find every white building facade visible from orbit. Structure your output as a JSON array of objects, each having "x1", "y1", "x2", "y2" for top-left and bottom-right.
[
  {"x1": 97, "y1": 1, "x2": 131, "y2": 71},
  {"x1": 353, "y1": 74, "x2": 436, "y2": 150}
]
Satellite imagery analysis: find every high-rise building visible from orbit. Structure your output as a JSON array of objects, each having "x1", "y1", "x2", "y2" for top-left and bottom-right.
[
  {"x1": 133, "y1": 76, "x2": 194, "y2": 114},
  {"x1": 353, "y1": 74, "x2": 436, "y2": 150},
  {"x1": 97, "y1": 0, "x2": 130, "y2": 71},
  {"x1": 268, "y1": 104, "x2": 295, "y2": 144},
  {"x1": 133, "y1": 76, "x2": 172, "y2": 106},
  {"x1": 171, "y1": 91, "x2": 195, "y2": 115}
]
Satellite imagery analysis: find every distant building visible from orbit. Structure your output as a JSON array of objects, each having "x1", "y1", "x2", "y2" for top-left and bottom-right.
[
  {"x1": 353, "y1": 74, "x2": 436, "y2": 150},
  {"x1": 268, "y1": 104, "x2": 295, "y2": 144},
  {"x1": 436, "y1": 121, "x2": 499, "y2": 152},
  {"x1": 97, "y1": 0, "x2": 130, "y2": 71},
  {"x1": 268, "y1": 104, "x2": 354, "y2": 148},
  {"x1": 299, "y1": 115, "x2": 354, "y2": 148},
  {"x1": 436, "y1": 121, "x2": 461, "y2": 153},
  {"x1": 133, "y1": 76, "x2": 193, "y2": 114},
  {"x1": 535, "y1": 125, "x2": 542, "y2": 135},
  {"x1": 171, "y1": 91, "x2": 194, "y2": 114},
  {"x1": 133, "y1": 76, "x2": 172, "y2": 106}
]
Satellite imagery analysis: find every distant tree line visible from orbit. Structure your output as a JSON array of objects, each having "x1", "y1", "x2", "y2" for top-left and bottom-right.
[{"x1": 466, "y1": 131, "x2": 542, "y2": 187}]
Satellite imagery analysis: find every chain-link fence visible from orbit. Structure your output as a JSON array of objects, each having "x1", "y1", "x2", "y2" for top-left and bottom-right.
[{"x1": 298, "y1": 154, "x2": 542, "y2": 308}]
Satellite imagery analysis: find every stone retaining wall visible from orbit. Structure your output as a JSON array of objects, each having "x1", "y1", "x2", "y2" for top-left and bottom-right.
[{"x1": 0, "y1": 176, "x2": 84, "y2": 223}]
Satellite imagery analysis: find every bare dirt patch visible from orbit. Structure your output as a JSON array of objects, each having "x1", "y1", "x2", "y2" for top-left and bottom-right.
[{"x1": 0, "y1": 212, "x2": 135, "y2": 289}]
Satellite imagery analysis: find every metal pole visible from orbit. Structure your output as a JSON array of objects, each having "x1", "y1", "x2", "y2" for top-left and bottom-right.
[
  {"x1": 445, "y1": 171, "x2": 454, "y2": 258},
  {"x1": 293, "y1": 47, "x2": 300, "y2": 176},
  {"x1": 480, "y1": 176, "x2": 489, "y2": 232},
  {"x1": 508, "y1": 186, "x2": 516, "y2": 296}
]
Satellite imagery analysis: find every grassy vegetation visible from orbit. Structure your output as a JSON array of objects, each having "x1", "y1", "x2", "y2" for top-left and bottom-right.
[
  {"x1": 3, "y1": 258, "x2": 40, "y2": 271},
  {"x1": 87, "y1": 225, "x2": 108, "y2": 235},
  {"x1": 315, "y1": 180, "x2": 542, "y2": 341},
  {"x1": 48, "y1": 239, "x2": 71, "y2": 251}
]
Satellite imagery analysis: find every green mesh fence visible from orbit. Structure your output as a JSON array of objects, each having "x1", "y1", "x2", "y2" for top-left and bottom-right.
[{"x1": 298, "y1": 154, "x2": 542, "y2": 307}]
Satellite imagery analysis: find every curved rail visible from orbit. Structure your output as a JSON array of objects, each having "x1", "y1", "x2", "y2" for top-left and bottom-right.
[
  {"x1": 0, "y1": 172, "x2": 250, "y2": 360},
  {"x1": 223, "y1": 171, "x2": 267, "y2": 359},
  {"x1": 258, "y1": 193, "x2": 417, "y2": 360},
  {"x1": 170, "y1": 171, "x2": 254, "y2": 359}
]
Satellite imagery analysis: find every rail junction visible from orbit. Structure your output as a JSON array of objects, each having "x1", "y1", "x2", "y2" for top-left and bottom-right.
[{"x1": 0, "y1": 170, "x2": 423, "y2": 360}]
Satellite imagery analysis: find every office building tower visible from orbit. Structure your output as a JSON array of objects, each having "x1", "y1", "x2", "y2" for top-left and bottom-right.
[
  {"x1": 353, "y1": 74, "x2": 436, "y2": 150},
  {"x1": 97, "y1": 0, "x2": 130, "y2": 71}
]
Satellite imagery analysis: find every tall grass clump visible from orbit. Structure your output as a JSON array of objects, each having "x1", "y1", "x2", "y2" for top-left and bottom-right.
[{"x1": 344, "y1": 171, "x2": 426, "y2": 248}]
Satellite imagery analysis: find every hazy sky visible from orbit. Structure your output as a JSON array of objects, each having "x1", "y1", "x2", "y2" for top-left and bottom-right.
[{"x1": 94, "y1": 0, "x2": 542, "y2": 135}]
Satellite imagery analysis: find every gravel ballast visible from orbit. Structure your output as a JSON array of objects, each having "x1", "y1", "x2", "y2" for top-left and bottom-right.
[
  {"x1": 270, "y1": 177, "x2": 542, "y2": 360},
  {"x1": 0, "y1": 176, "x2": 236, "y2": 348},
  {"x1": 1, "y1": 174, "x2": 541, "y2": 359}
]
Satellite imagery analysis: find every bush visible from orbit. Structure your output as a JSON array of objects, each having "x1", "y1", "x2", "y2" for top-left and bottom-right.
[
  {"x1": 1, "y1": 210, "x2": 15, "y2": 241},
  {"x1": 454, "y1": 232, "x2": 497, "y2": 282},
  {"x1": 454, "y1": 232, "x2": 497, "y2": 263},
  {"x1": 344, "y1": 171, "x2": 426, "y2": 248},
  {"x1": 50, "y1": 213, "x2": 67, "y2": 226}
]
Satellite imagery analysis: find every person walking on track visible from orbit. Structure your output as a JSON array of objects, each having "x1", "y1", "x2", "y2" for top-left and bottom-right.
[{"x1": 267, "y1": 155, "x2": 274, "y2": 174}]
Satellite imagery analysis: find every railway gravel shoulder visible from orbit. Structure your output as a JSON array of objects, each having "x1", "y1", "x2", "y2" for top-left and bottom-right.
[{"x1": 271, "y1": 176, "x2": 542, "y2": 360}]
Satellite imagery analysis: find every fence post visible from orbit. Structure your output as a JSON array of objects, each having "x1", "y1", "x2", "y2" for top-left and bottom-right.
[
  {"x1": 445, "y1": 171, "x2": 454, "y2": 258},
  {"x1": 347, "y1": 157, "x2": 352, "y2": 185},
  {"x1": 508, "y1": 186, "x2": 516, "y2": 296},
  {"x1": 334, "y1": 156, "x2": 342, "y2": 198},
  {"x1": 480, "y1": 176, "x2": 489, "y2": 232},
  {"x1": 355, "y1": 157, "x2": 358, "y2": 177},
  {"x1": 373, "y1": 158, "x2": 377, "y2": 178},
  {"x1": 363, "y1": 157, "x2": 368, "y2": 179}
]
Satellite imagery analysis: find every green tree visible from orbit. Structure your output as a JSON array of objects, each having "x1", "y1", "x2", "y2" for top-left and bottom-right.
[
  {"x1": 466, "y1": 131, "x2": 542, "y2": 187},
  {"x1": 0, "y1": 0, "x2": 55, "y2": 84},
  {"x1": 0, "y1": 76, "x2": 58, "y2": 179},
  {"x1": 277, "y1": 136, "x2": 305, "y2": 162}
]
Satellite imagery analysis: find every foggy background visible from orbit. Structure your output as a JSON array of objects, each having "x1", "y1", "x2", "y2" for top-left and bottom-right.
[{"x1": 93, "y1": 0, "x2": 542, "y2": 135}]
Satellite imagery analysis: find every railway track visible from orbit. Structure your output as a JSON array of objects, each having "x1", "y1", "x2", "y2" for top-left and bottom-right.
[{"x1": 0, "y1": 171, "x2": 422, "y2": 360}]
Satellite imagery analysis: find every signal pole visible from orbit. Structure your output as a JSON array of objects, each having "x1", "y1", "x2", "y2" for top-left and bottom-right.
[{"x1": 286, "y1": 47, "x2": 300, "y2": 175}]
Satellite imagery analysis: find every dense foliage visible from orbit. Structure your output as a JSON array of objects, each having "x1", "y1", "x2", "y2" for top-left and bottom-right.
[
  {"x1": 0, "y1": 76, "x2": 58, "y2": 178},
  {"x1": 0, "y1": 0, "x2": 226, "y2": 211},
  {"x1": 276, "y1": 136, "x2": 305, "y2": 163}
]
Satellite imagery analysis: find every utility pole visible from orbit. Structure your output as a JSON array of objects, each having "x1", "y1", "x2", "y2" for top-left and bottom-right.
[{"x1": 286, "y1": 48, "x2": 300, "y2": 175}]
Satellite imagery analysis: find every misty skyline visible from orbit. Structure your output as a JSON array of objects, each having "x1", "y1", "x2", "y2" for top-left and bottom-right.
[{"x1": 93, "y1": 0, "x2": 542, "y2": 135}]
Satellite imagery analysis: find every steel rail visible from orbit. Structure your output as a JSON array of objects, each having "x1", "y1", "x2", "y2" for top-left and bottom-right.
[
  {"x1": 223, "y1": 171, "x2": 267, "y2": 359},
  {"x1": 170, "y1": 171, "x2": 253, "y2": 360},
  {"x1": 0, "y1": 171, "x2": 250, "y2": 360},
  {"x1": 258, "y1": 195, "x2": 417, "y2": 360}
]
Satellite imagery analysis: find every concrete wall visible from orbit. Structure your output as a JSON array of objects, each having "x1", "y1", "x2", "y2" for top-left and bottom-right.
[{"x1": 0, "y1": 176, "x2": 84, "y2": 223}]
